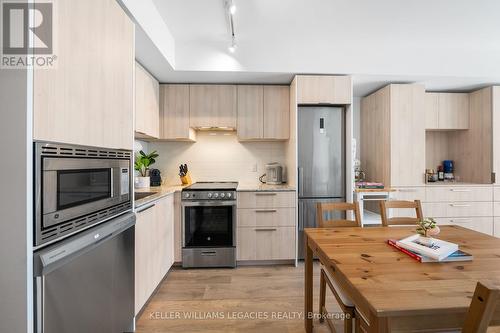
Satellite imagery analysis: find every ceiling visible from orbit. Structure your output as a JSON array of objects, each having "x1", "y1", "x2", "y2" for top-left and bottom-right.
[{"x1": 128, "y1": 0, "x2": 500, "y2": 96}]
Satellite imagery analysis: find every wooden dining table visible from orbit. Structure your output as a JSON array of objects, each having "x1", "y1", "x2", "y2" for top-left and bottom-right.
[{"x1": 304, "y1": 225, "x2": 500, "y2": 332}]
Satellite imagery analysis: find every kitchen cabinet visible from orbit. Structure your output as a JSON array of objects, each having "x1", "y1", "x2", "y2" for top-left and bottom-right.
[
  {"x1": 296, "y1": 75, "x2": 352, "y2": 105},
  {"x1": 173, "y1": 191, "x2": 182, "y2": 262},
  {"x1": 190, "y1": 85, "x2": 237, "y2": 128},
  {"x1": 438, "y1": 93, "x2": 469, "y2": 130},
  {"x1": 237, "y1": 85, "x2": 290, "y2": 140},
  {"x1": 361, "y1": 84, "x2": 426, "y2": 187},
  {"x1": 236, "y1": 191, "x2": 296, "y2": 261},
  {"x1": 263, "y1": 86, "x2": 290, "y2": 140},
  {"x1": 435, "y1": 217, "x2": 493, "y2": 236},
  {"x1": 425, "y1": 186, "x2": 492, "y2": 202},
  {"x1": 33, "y1": 0, "x2": 134, "y2": 150},
  {"x1": 135, "y1": 194, "x2": 174, "y2": 315},
  {"x1": 135, "y1": 62, "x2": 160, "y2": 139},
  {"x1": 237, "y1": 227, "x2": 295, "y2": 260},
  {"x1": 492, "y1": 87, "x2": 500, "y2": 182},
  {"x1": 237, "y1": 86, "x2": 264, "y2": 139},
  {"x1": 425, "y1": 93, "x2": 439, "y2": 129},
  {"x1": 424, "y1": 92, "x2": 469, "y2": 130},
  {"x1": 159, "y1": 85, "x2": 196, "y2": 141}
]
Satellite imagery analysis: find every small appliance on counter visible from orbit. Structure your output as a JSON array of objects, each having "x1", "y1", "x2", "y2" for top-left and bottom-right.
[
  {"x1": 149, "y1": 168, "x2": 162, "y2": 186},
  {"x1": 259, "y1": 162, "x2": 284, "y2": 185}
]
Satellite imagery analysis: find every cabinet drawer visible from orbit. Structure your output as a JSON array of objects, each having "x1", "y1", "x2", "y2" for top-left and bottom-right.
[
  {"x1": 495, "y1": 217, "x2": 500, "y2": 238},
  {"x1": 423, "y1": 202, "x2": 493, "y2": 218},
  {"x1": 435, "y1": 217, "x2": 493, "y2": 236},
  {"x1": 237, "y1": 226, "x2": 295, "y2": 260},
  {"x1": 494, "y1": 202, "x2": 500, "y2": 217},
  {"x1": 494, "y1": 187, "x2": 500, "y2": 201},
  {"x1": 237, "y1": 191, "x2": 296, "y2": 208},
  {"x1": 392, "y1": 187, "x2": 426, "y2": 201},
  {"x1": 425, "y1": 186, "x2": 492, "y2": 202},
  {"x1": 238, "y1": 208, "x2": 295, "y2": 227}
]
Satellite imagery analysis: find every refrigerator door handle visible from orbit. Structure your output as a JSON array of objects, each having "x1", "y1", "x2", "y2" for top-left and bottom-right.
[{"x1": 298, "y1": 167, "x2": 304, "y2": 198}]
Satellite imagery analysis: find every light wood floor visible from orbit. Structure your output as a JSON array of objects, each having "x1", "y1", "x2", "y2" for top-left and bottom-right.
[{"x1": 136, "y1": 262, "x2": 342, "y2": 333}]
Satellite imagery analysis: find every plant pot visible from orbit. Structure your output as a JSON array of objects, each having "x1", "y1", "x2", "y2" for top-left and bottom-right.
[{"x1": 135, "y1": 176, "x2": 150, "y2": 189}]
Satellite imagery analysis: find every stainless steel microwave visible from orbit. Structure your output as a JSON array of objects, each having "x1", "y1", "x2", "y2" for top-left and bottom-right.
[{"x1": 34, "y1": 142, "x2": 132, "y2": 247}]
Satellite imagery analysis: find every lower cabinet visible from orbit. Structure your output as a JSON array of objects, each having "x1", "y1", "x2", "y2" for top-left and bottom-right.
[
  {"x1": 237, "y1": 227, "x2": 295, "y2": 260},
  {"x1": 435, "y1": 217, "x2": 494, "y2": 235},
  {"x1": 236, "y1": 191, "x2": 296, "y2": 261},
  {"x1": 135, "y1": 194, "x2": 174, "y2": 315}
]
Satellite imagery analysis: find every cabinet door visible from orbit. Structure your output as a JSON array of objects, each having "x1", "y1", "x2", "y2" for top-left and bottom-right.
[
  {"x1": 438, "y1": 93, "x2": 469, "y2": 129},
  {"x1": 263, "y1": 86, "x2": 290, "y2": 140},
  {"x1": 156, "y1": 195, "x2": 174, "y2": 279},
  {"x1": 135, "y1": 204, "x2": 156, "y2": 315},
  {"x1": 33, "y1": 0, "x2": 134, "y2": 149},
  {"x1": 296, "y1": 75, "x2": 351, "y2": 104},
  {"x1": 135, "y1": 63, "x2": 159, "y2": 138},
  {"x1": 237, "y1": 85, "x2": 263, "y2": 140},
  {"x1": 190, "y1": 85, "x2": 237, "y2": 128},
  {"x1": 160, "y1": 85, "x2": 195, "y2": 141},
  {"x1": 173, "y1": 191, "x2": 182, "y2": 262},
  {"x1": 424, "y1": 93, "x2": 439, "y2": 129},
  {"x1": 390, "y1": 84, "x2": 426, "y2": 186}
]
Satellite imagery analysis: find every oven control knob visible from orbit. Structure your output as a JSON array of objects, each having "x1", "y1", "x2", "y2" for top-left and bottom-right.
[
  {"x1": 185, "y1": 193, "x2": 190, "y2": 198},
  {"x1": 220, "y1": 193, "x2": 225, "y2": 198},
  {"x1": 227, "y1": 193, "x2": 232, "y2": 198},
  {"x1": 207, "y1": 193, "x2": 212, "y2": 198},
  {"x1": 214, "y1": 193, "x2": 219, "y2": 198}
]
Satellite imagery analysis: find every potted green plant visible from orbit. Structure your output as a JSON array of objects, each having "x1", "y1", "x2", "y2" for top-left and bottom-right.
[
  {"x1": 416, "y1": 217, "x2": 440, "y2": 246},
  {"x1": 134, "y1": 150, "x2": 159, "y2": 188}
]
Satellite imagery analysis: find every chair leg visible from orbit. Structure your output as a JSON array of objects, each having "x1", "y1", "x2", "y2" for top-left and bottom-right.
[
  {"x1": 319, "y1": 269, "x2": 326, "y2": 323},
  {"x1": 344, "y1": 307, "x2": 355, "y2": 333}
]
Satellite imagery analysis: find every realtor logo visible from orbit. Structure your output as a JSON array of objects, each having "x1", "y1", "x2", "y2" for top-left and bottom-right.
[{"x1": 1, "y1": 0, "x2": 56, "y2": 68}]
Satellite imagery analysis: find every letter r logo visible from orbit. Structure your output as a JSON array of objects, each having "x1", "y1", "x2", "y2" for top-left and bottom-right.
[{"x1": 2, "y1": 1, "x2": 52, "y2": 54}]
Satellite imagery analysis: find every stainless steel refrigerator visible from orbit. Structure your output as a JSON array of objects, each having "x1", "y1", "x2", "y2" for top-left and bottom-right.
[{"x1": 298, "y1": 106, "x2": 345, "y2": 259}]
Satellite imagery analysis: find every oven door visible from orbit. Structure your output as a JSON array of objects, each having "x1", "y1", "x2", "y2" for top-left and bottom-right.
[
  {"x1": 41, "y1": 157, "x2": 130, "y2": 229},
  {"x1": 182, "y1": 201, "x2": 236, "y2": 248}
]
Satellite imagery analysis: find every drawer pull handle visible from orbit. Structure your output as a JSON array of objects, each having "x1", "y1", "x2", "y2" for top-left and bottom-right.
[
  {"x1": 255, "y1": 193, "x2": 277, "y2": 196},
  {"x1": 255, "y1": 209, "x2": 277, "y2": 213},
  {"x1": 450, "y1": 189, "x2": 472, "y2": 192},
  {"x1": 449, "y1": 204, "x2": 471, "y2": 207},
  {"x1": 201, "y1": 251, "x2": 217, "y2": 256},
  {"x1": 136, "y1": 203, "x2": 155, "y2": 213},
  {"x1": 398, "y1": 189, "x2": 417, "y2": 192},
  {"x1": 255, "y1": 228, "x2": 277, "y2": 231}
]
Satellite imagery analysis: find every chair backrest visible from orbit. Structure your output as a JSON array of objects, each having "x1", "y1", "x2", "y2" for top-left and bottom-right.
[
  {"x1": 316, "y1": 202, "x2": 361, "y2": 228},
  {"x1": 379, "y1": 200, "x2": 423, "y2": 226},
  {"x1": 463, "y1": 281, "x2": 500, "y2": 333}
]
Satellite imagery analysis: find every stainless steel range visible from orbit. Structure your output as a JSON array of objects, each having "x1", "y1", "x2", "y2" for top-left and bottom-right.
[{"x1": 181, "y1": 182, "x2": 237, "y2": 268}]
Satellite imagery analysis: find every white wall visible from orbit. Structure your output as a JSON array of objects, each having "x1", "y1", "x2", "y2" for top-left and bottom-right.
[
  {"x1": 0, "y1": 68, "x2": 32, "y2": 332},
  {"x1": 149, "y1": 132, "x2": 287, "y2": 186}
]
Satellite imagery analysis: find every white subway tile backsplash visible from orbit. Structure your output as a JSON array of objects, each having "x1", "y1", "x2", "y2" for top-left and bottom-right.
[{"x1": 149, "y1": 131, "x2": 287, "y2": 186}]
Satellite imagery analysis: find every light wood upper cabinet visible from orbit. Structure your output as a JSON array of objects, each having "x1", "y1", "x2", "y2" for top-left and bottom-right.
[
  {"x1": 425, "y1": 93, "x2": 439, "y2": 129},
  {"x1": 361, "y1": 84, "x2": 425, "y2": 187},
  {"x1": 237, "y1": 86, "x2": 264, "y2": 140},
  {"x1": 159, "y1": 85, "x2": 196, "y2": 141},
  {"x1": 296, "y1": 75, "x2": 352, "y2": 104},
  {"x1": 237, "y1": 85, "x2": 290, "y2": 141},
  {"x1": 263, "y1": 86, "x2": 290, "y2": 140},
  {"x1": 135, "y1": 63, "x2": 159, "y2": 139},
  {"x1": 424, "y1": 92, "x2": 469, "y2": 130},
  {"x1": 33, "y1": 0, "x2": 134, "y2": 150},
  {"x1": 190, "y1": 85, "x2": 237, "y2": 128},
  {"x1": 438, "y1": 93, "x2": 469, "y2": 130}
]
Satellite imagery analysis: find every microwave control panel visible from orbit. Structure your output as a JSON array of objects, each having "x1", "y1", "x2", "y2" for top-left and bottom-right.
[{"x1": 120, "y1": 168, "x2": 129, "y2": 195}]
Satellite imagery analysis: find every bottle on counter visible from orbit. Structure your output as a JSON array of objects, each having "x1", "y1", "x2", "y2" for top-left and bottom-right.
[{"x1": 437, "y1": 165, "x2": 445, "y2": 181}]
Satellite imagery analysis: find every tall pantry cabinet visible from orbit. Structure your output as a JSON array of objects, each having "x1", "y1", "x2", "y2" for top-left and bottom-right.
[
  {"x1": 33, "y1": 0, "x2": 135, "y2": 150},
  {"x1": 361, "y1": 84, "x2": 426, "y2": 187}
]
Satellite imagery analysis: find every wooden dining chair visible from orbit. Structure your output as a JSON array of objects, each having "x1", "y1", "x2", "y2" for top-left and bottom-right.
[
  {"x1": 462, "y1": 281, "x2": 500, "y2": 333},
  {"x1": 379, "y1": 200, "x2": 423, "y2": 226},
  {"x1": 317, "y1": 202, "x2": 361, "y2": 333}
]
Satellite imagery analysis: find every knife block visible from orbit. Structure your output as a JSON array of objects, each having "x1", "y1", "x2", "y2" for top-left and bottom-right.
[{"x1": 180, "y1": 172, "x2": 192, "y2": 185}]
